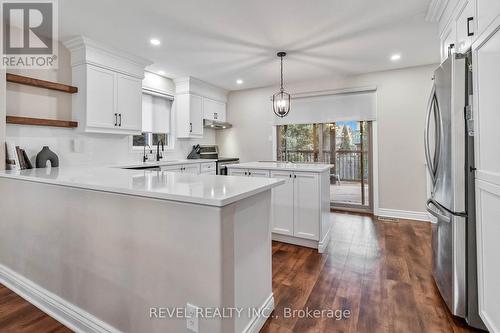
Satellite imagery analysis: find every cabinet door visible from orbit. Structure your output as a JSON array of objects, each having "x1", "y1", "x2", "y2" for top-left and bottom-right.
[
  {"x1": 116, "y1": 74, "x2": 142, "y2": 133},
  {"x1": 86, "y1": 66, "x2": 115, "y2": 129},
  {"x1": 293, "y1": 172, "x2": 320, "y2": 240},
  {"x1": 228, "y1": 169, "x2": 248, "y2": 177},
  {"x1": 477, "y1": 0, "x2": 500, "y2": 37},
  {"x1": 203, "y1": 98, "x2": 226, "y2": 122},
  {"x1": 271, "y1": 171, "x2": 294, "y2": 236},
  {"x1": 189, "y1": 95, "x2": 203, "y2": 136},
  {"x1": 441, "y1": 25, "x2": 457, "y2": 62},
  {"x1": 248, "y1": 169, "x2": 270, "y2": 178},
  {"x1": 456, "y1": 0, "x2": 475, "y2": 53},
  {"x1": 183, "y1": 164, "x2": 200, "y2": 175},
  {"x1": 473, "y1": 27, "x2": 500, "y2": 333}
]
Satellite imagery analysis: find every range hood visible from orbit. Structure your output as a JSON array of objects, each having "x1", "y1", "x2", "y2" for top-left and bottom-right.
[{"x1": 203, "y1": 119, "x2": 232, "y2": 129}]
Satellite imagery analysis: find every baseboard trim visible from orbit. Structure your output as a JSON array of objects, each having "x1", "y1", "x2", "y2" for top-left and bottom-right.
[
  {"x1": 377, "y1": 208, "x2": 431, "y2": 222},
  {"x1": 272, "y1": 233, "x2": 318, "y2": 250},
  {"x1": 0, "y1": 263, "x2": 120, "y2": 333},
  {"x1": 318, "y1": 227, "x2": 331, "y2": 254},
  {"x1": 242, "y1": 293, "x2": 274, "y2": 333}
]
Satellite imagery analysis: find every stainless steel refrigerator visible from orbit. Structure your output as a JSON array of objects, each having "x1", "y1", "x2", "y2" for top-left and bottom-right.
[{"x1": 425, "y1": 51, "x2": 486, "y2": 330}]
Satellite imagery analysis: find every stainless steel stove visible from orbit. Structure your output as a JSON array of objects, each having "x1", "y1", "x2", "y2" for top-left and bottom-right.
[{"x1": 187, "y1": 145, "x2": 239, "y2": 175}]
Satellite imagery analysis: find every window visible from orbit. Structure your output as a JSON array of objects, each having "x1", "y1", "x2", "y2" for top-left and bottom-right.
[
  {"x1": 133, "y1": 133, "x2": 169, "y2": 148},
  {"x1": 132, "y1": 91, "x2": 173, "y2": 149}
]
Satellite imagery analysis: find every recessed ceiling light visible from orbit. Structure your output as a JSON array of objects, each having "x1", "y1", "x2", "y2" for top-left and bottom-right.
[
  {"x1": 236, "y1": 79, "x2": 243, "y2": 85},
  {"x1": 391, "y1": 54, "x2": 401, "y2": 61},
  {"x1": 158, "y1": 70, "x2": 165, "y2": 75},
  {"x1": 150, "y1": 38, "x2": 161, "y2": 46}
]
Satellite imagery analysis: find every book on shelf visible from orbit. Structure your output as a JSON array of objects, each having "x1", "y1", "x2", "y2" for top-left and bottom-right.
[{"x1": 5, "y1": 142, "x2": 20, "y2": 170}]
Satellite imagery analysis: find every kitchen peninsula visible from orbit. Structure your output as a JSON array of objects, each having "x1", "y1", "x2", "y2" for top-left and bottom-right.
[{"x1": 0, "y1": 167, "x2": 284, "y2": 333}]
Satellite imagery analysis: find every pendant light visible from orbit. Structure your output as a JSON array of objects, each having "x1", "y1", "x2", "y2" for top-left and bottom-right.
[{"x1": 273, "y1": 52, "x2": 291, "y2": 118}]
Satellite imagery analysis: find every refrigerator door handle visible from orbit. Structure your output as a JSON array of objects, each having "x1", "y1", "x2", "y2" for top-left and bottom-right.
[
  {"x1": 425, "y1": 85, "x2": 438, "y2": 184},
  {"x1": 426, "y1": 199, "x2": 451, "y2": 223}
]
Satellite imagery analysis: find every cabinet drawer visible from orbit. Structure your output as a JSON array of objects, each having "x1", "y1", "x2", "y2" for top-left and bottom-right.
[{"x1": 201, "y1": 162, "x2": 216, "y2": 172}]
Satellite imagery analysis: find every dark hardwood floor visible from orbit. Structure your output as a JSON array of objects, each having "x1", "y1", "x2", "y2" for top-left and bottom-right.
[{"x1": 0, "y1": 212, "x2": 480, "y2": 333}]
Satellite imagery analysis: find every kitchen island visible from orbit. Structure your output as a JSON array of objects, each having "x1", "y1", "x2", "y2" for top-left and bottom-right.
[
  {"x1": 227, "y1": 162, "x2": 333, "y2": 252},
  {"x1": 0, "y1": 167, "x2": 284, "y2": 333}
]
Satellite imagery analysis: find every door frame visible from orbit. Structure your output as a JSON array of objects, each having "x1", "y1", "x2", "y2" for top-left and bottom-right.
[{"x1": 272, "y1": 120, "x2": 379, "y2": 215}]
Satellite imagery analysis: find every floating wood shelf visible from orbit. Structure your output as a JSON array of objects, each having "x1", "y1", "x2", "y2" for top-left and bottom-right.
[
  {"x1": 6, "y1": 116, "x2": 78, "y2": 128},
  {"x1": 6, "y1": 73, "x2": 78, "y2": 94}
]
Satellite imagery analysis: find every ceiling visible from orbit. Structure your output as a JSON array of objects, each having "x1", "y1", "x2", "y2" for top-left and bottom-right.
[{"x1": 59, "y1": 0, "x2": 440, "y2": 91}]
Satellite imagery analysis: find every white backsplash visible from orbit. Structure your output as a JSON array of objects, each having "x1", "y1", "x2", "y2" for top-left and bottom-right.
[{"x1": 6, "y1": 125, "x2": 216, "y2": 167}]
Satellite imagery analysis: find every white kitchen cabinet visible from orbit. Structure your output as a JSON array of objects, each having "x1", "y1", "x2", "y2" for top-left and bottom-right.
[
  {"x1": 476, "y1": 0, "x2": 500, "y2": 38},
  {"x1": 116, "y1": 73, "x2": 142, "y2": 132},
  {"x1": 455, "y1": 0, "x2": 476, "y2": 53},
  {"x1": 84, "y1": 66, "x2": 115, "y2": 130},
  {"x1": 293, "y1": 172, "x2": 320, "y2": 240},
  {"x1": 175, "y1": 94, "x2": 204, "y2": 138},
  {"x1": 200, "y1": 162, "x2": 216, "y2": 175},
  {"x1": 203, "y1": 98, "x2": 226, "y2": 122},
  {"x1": 64, "y1": 36, "x2": 151, "y2": 135},
  {"x1": 160, "y1": 163, "x2": 201, "y2": 175},
  {"x1": 228, "y1": 169, "x2": 270, "y2": 178},
  {"x1": 472, "y1": 24, "x2": 500, "y2": 333},
  {"x1": 270, "y1": 171, "x2": 294, "y2": 236},
  {"x1": 228, "y1": 164, "x2": 331, "y2": 252}
]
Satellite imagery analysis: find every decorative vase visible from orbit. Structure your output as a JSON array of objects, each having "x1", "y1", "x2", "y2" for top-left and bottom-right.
[{"x1": 36, "y1": 146, "x2": 59, "y2": 168}]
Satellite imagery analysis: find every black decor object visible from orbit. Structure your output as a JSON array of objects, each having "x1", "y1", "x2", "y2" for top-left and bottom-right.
[{"x1": 36, "y1": 146, "x2": 59, "y2": 168}]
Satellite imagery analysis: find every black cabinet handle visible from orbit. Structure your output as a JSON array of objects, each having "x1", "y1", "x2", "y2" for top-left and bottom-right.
[
  {"x1": 189, "y1": 123, "x2": 193, "y2": 133},
  {"x1": 467, "y1": 17, "x2": 474, "y2": 37},
  {"x1": 248, "y1": 172, "x2": 251, "y2": 176},
  {"x1": 289, "y1": 174, "x2": 292, "y2": 178},
  {"x1": 214, "y1": 112, "x2": 218, "y2": 119},
  {"x1": 118, "y1": 114, "x2": 122, "y2": 127},
  {"x1": 114, "y1": 113, "x2": 118, "y2": 126},
  {"x1": 294, "y1": 175, "x2": 297, "y2": 178},
  {"x1": 244, "y1": 172, "x2": 247, "y2": 175},
  {"x1": 448, "y1": 43, "x2": 455, "y2": 56}
]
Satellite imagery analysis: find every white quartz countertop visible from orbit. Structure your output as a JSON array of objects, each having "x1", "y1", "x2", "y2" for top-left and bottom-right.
[
  {"x1": 114, "y1": 159, "x2": 217, "y2": 169},
  {"x1": 0, "y1": 167, "x2": 284, "y2": 207},
  {"x1": 226, "y1": 162, "x2": 333, "y2": 172}
]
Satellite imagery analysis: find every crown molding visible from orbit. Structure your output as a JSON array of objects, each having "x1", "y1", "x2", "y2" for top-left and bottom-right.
[{"x1": 425, "y1": 0, "x2": 450, "y2": 22}]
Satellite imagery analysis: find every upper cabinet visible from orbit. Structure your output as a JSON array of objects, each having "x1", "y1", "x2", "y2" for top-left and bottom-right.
[
  {"x1": 64, "y1": 36, "x2": 152, "y2": 135},
  {"x1": 203, "y1": 98, "x2": 226, "y2": 122},
  {"x1": 174, "y1": 77, "x2": 228, "y2": 138},
  {"x1": 435, "y1": 0, "x2": 500, "y2": 61}
]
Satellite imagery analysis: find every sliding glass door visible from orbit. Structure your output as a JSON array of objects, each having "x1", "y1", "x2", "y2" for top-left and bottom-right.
[{"x1": 277, "y1": 121, "x2": 373, "y2": 212}]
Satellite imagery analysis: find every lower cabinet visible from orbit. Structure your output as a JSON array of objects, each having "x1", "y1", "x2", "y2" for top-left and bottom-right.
[
  {"x1": 228, "y1": 169, "x2": 270, "y2": 178},
  {"x1": 271, "y1": 171, "x2": 319, "y2": 240},
  {"x1": 229, "y1": 166, "x2": 330, "y2": 252},
  {"x1": 160, "y1": 163, "x2": 202, "y2": 174}
]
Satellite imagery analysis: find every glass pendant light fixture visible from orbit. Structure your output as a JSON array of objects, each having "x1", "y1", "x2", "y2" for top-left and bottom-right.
[{"x1": 273, "y1": 52, "x2": 291, "y2": 118}]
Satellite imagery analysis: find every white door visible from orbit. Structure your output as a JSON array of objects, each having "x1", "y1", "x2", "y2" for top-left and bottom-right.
[
  {"x1": 293, "y1": 172, "x2": 320, "y2": 241},
  {"x1": 86, "y1": 66, "x2": 115, "y2": 129},
  {"x1": 228, "y1": 169, "x2": 248, "y2": 177},
  {"x1": 248, "y1": 169, "x2": 270, "y2": 178},
  {"x1": 116, "y1": 74, "x2": 142, "y2": 132},
  {"x1": 473, "y1": 24, "x2": 500, "y2": 333},
  {"x1": 183, "y1": 164, "x2": 201, "y2": 175},
  {"x1": 271, "y1": 171, "x2": 294, "y2": 236},
  {"x1": 189, "y1": 95, "x2": 203, "y2": 136}
]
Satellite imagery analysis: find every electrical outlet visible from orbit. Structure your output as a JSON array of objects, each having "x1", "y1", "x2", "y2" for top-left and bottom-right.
[{"x1": 186, "y1": 303, "x2": 199, "y2": 333}]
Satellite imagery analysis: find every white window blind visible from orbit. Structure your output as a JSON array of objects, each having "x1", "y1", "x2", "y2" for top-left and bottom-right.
[
  {"x1": 142, "y1": 92, "x2": 173, "y2": 133},
  {"x1": 274, "y1": 89, "x2": 376, "y2": 125}
]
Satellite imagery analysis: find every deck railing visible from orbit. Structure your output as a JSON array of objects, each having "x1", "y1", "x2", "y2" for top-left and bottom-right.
[{"x1": 278, "y1": 149, "x2": 368, "y2": 181}]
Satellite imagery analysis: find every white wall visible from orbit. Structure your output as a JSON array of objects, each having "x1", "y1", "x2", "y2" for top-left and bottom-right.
[
  {"x1": 5, "y1": 43, "x2": 217, "y2": 167},
  {"x1": 217, "y1": 64, "x2": 436, "y2": 213}
]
